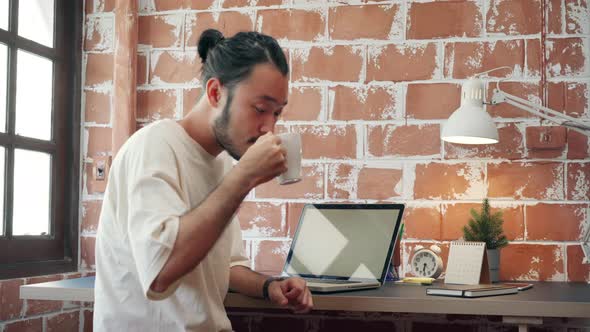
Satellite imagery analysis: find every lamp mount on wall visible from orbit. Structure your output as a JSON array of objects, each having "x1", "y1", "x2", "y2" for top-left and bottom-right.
[{"x1": 441, "y1": 66, "x2": 590, "y2": 145}]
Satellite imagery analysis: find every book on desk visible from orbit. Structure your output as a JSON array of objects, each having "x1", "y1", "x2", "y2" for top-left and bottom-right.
[{"x1": 426, "y1": 284, "x2": 519, "y2": 298}]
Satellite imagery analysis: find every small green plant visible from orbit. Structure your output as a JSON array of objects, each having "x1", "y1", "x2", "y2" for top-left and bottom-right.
[{"x1": 462, "y1": 198, "x2": 508, "y2": 250}]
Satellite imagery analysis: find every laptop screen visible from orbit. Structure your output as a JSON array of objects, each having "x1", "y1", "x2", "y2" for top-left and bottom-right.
[{"x1": 283, "y1": 204, "x2": 404, "y2": 282}]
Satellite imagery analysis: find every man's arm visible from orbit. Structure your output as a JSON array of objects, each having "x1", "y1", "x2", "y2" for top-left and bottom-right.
[
  {"x1": 229, "y1": 265, "x2": 313, "y2": 313},
  {"x1": 151, "y1": 133, "x2": 287, "y2": 293}
]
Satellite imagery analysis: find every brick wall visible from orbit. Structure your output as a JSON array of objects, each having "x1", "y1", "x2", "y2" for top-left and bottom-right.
[
  {"x1": 0, "y1": 272, "x2": 95, "y2": 332},
  {"x1": 77, "y1": 0, "x2": 588, "y2": 284},
  {"x1": 2, "y1": 0, "x2": 589, "y2": 330}
]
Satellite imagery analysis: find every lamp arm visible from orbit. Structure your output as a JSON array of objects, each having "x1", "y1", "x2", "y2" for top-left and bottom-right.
[{"x1": 491, "y1": 89, "x2": 590, "y2": 137}]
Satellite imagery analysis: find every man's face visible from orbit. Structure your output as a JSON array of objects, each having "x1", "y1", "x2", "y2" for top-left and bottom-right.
[{"x1": 212, "y1": 63, "x2": 289, "y2": 160}]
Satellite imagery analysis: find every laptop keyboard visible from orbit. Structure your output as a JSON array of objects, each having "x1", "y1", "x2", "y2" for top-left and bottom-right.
[{"x1": 304, "y1": 278, "x2": 361, "y2": 284}]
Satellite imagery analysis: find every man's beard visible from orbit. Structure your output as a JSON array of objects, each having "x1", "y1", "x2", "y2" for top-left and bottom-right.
[{"x1": 212, "y1": 90, "x2": 242, "y2": 160}]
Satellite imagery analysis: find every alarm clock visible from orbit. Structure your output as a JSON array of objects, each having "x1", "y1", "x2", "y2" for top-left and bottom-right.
[{"x1": 410, "y1": 245, "x2": 443, "y2": 278}]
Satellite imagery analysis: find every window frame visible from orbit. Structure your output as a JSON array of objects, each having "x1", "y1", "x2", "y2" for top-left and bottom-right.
[{"x1": 0, "y1": 0, "x2": 82, "y2": 279}]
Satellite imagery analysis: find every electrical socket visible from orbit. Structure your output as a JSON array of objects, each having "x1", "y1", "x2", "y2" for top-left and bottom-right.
[{"x1": 93, "y1": 156, "x2": 111, "y2": 182}]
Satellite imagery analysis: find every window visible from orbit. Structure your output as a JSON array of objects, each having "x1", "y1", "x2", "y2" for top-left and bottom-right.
[{"x1": 0, "y1": 0, "x2": 82, "y2": 279}]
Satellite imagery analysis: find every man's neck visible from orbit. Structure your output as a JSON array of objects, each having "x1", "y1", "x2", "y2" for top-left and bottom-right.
[{"x1": 178, "y1": 96, "x2": 223, "y2": 157}]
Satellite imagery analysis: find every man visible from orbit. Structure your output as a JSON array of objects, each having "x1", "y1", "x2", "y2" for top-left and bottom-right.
[{"x1": 94, "y1": 29, "x2": 313, "y2": 331}]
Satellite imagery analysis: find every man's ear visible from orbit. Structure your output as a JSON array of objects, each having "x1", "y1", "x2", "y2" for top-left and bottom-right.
[{"x1": 205, "y1": 77, "x2": 223, "y2": 108}]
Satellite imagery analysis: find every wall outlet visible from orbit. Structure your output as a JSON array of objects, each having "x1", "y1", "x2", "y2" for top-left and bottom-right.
[{"x1": 93, "y1": 156, "x2": 111, "y2": 182}]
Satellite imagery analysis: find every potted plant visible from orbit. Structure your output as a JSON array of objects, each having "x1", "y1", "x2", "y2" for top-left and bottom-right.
[{"x1": 462, "y1": 198, "x2": 508, "y2": 282}]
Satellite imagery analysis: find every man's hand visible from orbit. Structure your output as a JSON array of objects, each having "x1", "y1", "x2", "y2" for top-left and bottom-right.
[
  {"x1": 234, "y1": 132, "x2": 287, "y2": 188},
  {"x1": 267, "y1": 277, "x2": 313, "y2": 314}
]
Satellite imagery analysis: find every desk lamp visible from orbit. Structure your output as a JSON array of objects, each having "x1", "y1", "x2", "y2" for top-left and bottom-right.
[
  {"x1": 441, "y1": 67, "x2": 590, "y2": 264},
  {"x1": 441, "y1": 67, "x2": 590, "y2": 144}
]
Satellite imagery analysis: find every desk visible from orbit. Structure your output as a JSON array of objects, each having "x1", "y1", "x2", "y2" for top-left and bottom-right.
[{"x1": 20, "y1": 277, "x2": 590, "y2": 331}]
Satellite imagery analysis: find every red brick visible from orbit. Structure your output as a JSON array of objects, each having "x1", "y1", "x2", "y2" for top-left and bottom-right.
[
  {"x1": 150, "y1": 51, "x2": 201, "y2": 84},
  {"x1": 155, "y1": 0, "x2": 216, "y2": 10},
  {"x1": 84, "y1": 90, "x2": 111, "y2": 124},
  {"x1": 548, "y1": 0, "x2": 563, "y2": 33},
  {"x1": 330, "y1": 5, "x2": 401, "y2": 40},
  {"x1": 221, "y1": 0, "x2": 249, "y2": 7},
  {"x1": 137, "y1": 52, "x2": 148, "y2": 86},
  {"x1": 444, "y1": 123, "x2": 525, "y2": 160},
  {"x1": 406, "y1": 83, "x2": 460, "y2": 120},
  {"x1": 286, "y1": 202, "x2": 306, "y2": 238},
  {"x1": 500, "y1": 244, "x2": 564, "y2": 281},
  {"x1": 256, "y1": 165, "x2": 324, "y2": 199},
  {"x1": 330, "y1": 86, "x2": 397, "y2": 121},
  {"x1": 526, "y1": 203, "x2": 586, "y2": 241},
  {"x1": 565, "y1": 0, "x2": 589, "y2": 34},
  {"x1": 84, "y1": 309, "x2": 94, "y2": 332},
  {"x1": 86, "y1": 127, "x2": 112, "y2": 157},
  {"x1": 488, "y1": 162, "x2": 564, "y2": 200},
  {"x1": 47, "y1": 311, "x2": 79, "y2": 332},
  {"x1": 85, "y1": 0, "x2": 115, "y2": 14},
  {"x1": 185, "y1": 12, "x2": 253, "y2": 47},
  {"x1": 414, "y1": 163, "x2": 485, "y2": 200},
  {"x1": 546, "y1": 38, "x2": 587, "y2": 77},
  {"x1": 237, "y1": 201, "x2": 284, "y2": 237},
  {"x1": 568, "y1": 130, "x2": 590, "y2": 159},
  {"x1": 253, "y1": 240, "x2": 291, "y2": 274},
  {"x1": 258, "y1": 9, "x2": 325, "y2": 41},
  {"x1": 567, "y1": 245, "x2": 590, "y2": 282},
  {"x1": 283, "y1": 86, "x2": 322, "y2": 121},
  {"x1": 82, "y1": 200, "x2": 102, "y2": 234},
  {"x1": 85, "y1": 16, "x2": 113, "y2": 51},
  {"x1": 139, "y1": 14, "x2": 183, "y2": 48},
  {"x1": 548, "y1": 81, "x2": 589, "y2": 118},
  {"x1": 137, "y1": 89, "x2": 177, "y2": 121},
  {"x1": 327, "y1": 163, "x2": 357, "y2": 199},
  {"x1": 526, "y1": 38, "x2": 541, "y2": 77},
  {"x1": 292, "y1": 46, "x2": 364, "y2": 82},
  {"x1": 368, "y1": 43, "x2": 437, "y2": 82},
  {"x1": 85, "y1": 53, "x2": 114, "y2": 87},
  {"x1": 486, "y1": 0, "x2": 541, "y2": 35},
  {"x1": 0, "y1": 279, "x2": 23, "y2": 320},
  {"x1": 183, "y1": 87, "x2": 202, "y2": 117},
  {"x1": 526, "y1": 126, "x2": 567, "y2": 150},
  {"x1": 294, "y1": 124, "x2": 357, "y2": 159},
  {"x1": 487, "y1": 82, "x2": 540, "y2": 118},
  {"x1": 441, "y1": 203, "x2": 524, "y2": 241},
  {"x1": 567, "y1": 163, "x2": 590, "y2": 200},
  {"x1": 403, "y1": 205, "x2": 441, "y2": 240},
  {"x1": 408, "y1": 2, "x2": 482, "y2": 39},
  {"x1": 26, "y1": 283, "x2": 63, "y2": 316},
  {"x1": 367, "y1": 124, "x2": 441, "y2": 157},
  {"x1": 222, "y1": 0, "x2": 286, "y2": 7},
  {"x1": 81, "y1": 236, "x2": 97, "y2": 269},
  {"x1": 4, "y1": 318, "x2": 43, "y2": 332},
  {"x1": 64, "y1": 272, "x2": 83, "y2": 280},
  {"x1": 444, "y1": 40, "x2": 524, "y2": 79},
  {"x1": 357, "y1": 167, "x2": 403, "y2": 200}
]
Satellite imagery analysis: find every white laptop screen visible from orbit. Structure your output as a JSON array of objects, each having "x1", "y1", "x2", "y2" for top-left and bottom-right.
[{"x1": 284, "y1": 204, "x2": 403, "y2": 281}]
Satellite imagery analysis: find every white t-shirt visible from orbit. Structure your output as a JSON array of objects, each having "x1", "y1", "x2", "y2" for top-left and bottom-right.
[{"x1": 94, "y1": 119, "x2": 250, "y2": 332}]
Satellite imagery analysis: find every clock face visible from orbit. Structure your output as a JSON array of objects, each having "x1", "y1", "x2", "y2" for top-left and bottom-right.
[{"x1": 411, "y1": 250, "x2": 439, "y2": 278}]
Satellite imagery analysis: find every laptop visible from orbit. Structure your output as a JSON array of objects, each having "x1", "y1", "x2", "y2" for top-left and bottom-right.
[{"x1": 281, "y1": 203, "x2": 405, "y2": 293}]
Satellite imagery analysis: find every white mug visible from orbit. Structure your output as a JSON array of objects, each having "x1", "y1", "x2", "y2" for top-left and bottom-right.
[{"x1": 277, "y1": 132, "x2": 302, "y2": 185}]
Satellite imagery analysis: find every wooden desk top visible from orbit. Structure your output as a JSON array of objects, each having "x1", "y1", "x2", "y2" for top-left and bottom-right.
[{"x1": 19, "y1": 277, "x2": 590, "y2": 318}]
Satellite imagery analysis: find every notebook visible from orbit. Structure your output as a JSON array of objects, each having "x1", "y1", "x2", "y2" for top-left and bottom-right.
[
  {"x1": 281, "y1": 203, "x2": 404, "y2": 293},
  {"x1": 426, "y1": 284, "x2": 519, "y2": 298}
]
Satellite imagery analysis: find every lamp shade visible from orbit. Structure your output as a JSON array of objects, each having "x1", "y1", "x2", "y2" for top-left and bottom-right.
[{"x1": 441, "y1": 78, "x2": 499, "y2": 145}]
